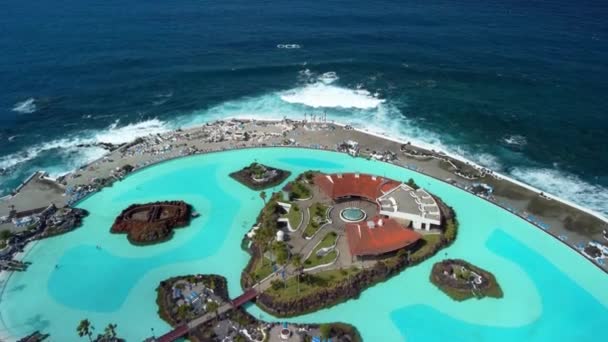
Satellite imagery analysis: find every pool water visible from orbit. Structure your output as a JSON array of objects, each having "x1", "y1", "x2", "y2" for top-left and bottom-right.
[
  {"x1": 340, "y1": 207, "x2": 366, "y2": 222},
  {"x1": 1, "y1": 148, "x2": 607, "y2": 341}
]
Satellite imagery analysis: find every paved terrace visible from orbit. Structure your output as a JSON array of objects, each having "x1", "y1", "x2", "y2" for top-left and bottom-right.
[{"x1": 0, "y1": 119, "x2": 606, "y2": 271}]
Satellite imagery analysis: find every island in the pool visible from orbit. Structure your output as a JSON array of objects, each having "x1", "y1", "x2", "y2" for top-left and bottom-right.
[
  {"x1": 229, "y1": 162, "x2": 291, "y2": 190},
  {"x1": 430, "y1": 259, "x2": 503, "y2": 301},
  {"x1": 111, "y1": 200, "x2": 193, "y2": 245}
]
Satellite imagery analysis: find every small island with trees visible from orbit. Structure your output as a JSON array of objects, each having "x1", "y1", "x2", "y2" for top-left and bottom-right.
[
  {"x1": 430, "y1": 259, "x2": 503, "y2": 301},
  {"x1": 229, "y1": 162, "x2": 291, "y2": 190},
  {"x1": 110, "y1": 201, "x2": 193, "y2": 245}
]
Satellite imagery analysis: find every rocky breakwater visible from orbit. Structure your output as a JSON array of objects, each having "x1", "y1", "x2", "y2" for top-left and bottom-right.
[{"x1": 111, "y1": 201, "x2": 192, "y2": 245}]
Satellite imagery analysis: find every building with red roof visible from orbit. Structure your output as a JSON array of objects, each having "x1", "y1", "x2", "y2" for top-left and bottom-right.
[
  {"x1": 314, "y1": 172, "x2": 441, "y2": 257},
  {"x1": 345, "y1": 217, "x2": 421, "y2": 256}
]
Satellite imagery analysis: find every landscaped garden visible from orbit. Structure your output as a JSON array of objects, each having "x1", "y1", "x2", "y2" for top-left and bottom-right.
[
  {"x1": 304, "y1": 232, "x2": 338, "y2": 268},
  {"x1": 288, "y1": 181, "x2": 311, "y2": 200},
  {"x1": 302, "y1": 202, "x2": 329, "y2": 238},
  {"x1": 267, "y1": 267, "x2": 361, "y2": 301},
  {"x1": 281, "y1": 203, "x2": 302, "y2": 230}
]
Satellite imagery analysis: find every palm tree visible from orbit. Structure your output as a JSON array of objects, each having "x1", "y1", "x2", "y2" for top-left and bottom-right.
[
  {"x1": 104, "y1": 323, "x2": 118, "y2": 341},
  {"x1": 259, "y1": 191, "x2": 267, "y2": 204},
  {"x1": 77, "y1": 319, "x2": 94, "y2": 342},
  {"x1": 291, "y1": 254, "x2": 303, "y2": 294}
]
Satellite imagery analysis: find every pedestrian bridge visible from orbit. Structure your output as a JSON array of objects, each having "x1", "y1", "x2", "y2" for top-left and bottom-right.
[{"x1": 155, "y1": 288, "x2": 258, "y2": 342}]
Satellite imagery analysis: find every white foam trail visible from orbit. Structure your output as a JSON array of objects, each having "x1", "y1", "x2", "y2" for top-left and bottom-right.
[
  {"x1": 280, "y1": 83, "x2": 384, "y2": 109},
  {"x1": 11, "y1": 98, "x2": 37, "y2": 114}
]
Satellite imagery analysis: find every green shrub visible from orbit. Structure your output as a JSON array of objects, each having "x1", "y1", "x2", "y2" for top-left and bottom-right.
[{"x1": 0, "y1": 230, "x2": 11, "y2": 240}]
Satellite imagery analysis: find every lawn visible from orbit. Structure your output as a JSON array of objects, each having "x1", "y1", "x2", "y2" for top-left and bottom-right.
[
  {"x1": 304, "y1": 250, "x2": 337, "y2": 268},
  {"x1": 304, "y1": 232, "x2": 338, "y2": 268},
  {"x1": 410, "y1": 233, "x2": 441, "y2": 259},
  {"x1": 290, "y1": 182, "x2": 311, "y2": 200},
  {"x1": 252, "y1": 256, "x2": 275, "y2": 281},
  {"x1": 284, "y1": 204, "x2": 303, "y2": 230},
  {"x1": 267, "y1": 267, "x2": 360, "y2": 301},
  {"x1": 303, "y1": 203, "x2": 329, "y2": 238}
]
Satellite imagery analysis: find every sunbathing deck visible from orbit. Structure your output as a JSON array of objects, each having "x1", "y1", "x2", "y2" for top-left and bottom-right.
[{"x1": 1, "y1": 118, "x2": 607, "y2": 271}]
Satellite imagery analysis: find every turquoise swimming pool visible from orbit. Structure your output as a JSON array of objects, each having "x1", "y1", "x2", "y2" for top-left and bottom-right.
[{"x1": 1, "y1": 148, "x2": 606, "y2": 341}]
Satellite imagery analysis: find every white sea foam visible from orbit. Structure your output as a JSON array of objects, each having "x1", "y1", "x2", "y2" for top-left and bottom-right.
[
  {"x1": 94, "y1": 118, "x2": 169, "y2": 145},
  {"x1": 152, "y1": 91, "x2": 173, "y2": 106},
  {"x1": 510, "y1": 167, "x2": 608, "y2": 216},
  {"x1": 11, "y1": 98, "x2": 37, "y2": 114},
  {"x1": 3, "y1": 70, "x2": 607, "y2": 217},
  {"x1": 172, "y1": 72, "x2": 608, "y2": 217},
  {"x1": 7, "y1": 135, "x2": 21, "y2": 142},
  {"x1": 0, "y1": 118, "x2": 169, "y2": 171},
  {"x1": 280, "y1": 83, "x2": 384, "y2": 109},
  {"x1": 502, "y1": 134, "x2": 527, "y2": 148},
  {"x1": 317, "y1": 71, "x2": 339, "y2": 84}
]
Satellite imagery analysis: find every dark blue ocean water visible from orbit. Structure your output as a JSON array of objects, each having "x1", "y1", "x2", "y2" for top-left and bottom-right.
[{"x1": 1, "y1": 0, "x2": 607, "y2": 214}]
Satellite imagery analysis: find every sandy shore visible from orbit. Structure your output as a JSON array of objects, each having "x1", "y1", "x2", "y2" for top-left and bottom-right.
[{"x1": 1, "y1": 118, "x2": 606, "y2": 274}]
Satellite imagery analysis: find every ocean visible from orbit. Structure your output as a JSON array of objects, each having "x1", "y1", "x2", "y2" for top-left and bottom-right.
[{"x1": 1, "y1": 0, "x2": 607, "y2": 215}]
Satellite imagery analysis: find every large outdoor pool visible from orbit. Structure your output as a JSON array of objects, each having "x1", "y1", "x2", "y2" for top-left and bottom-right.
[{"x1": 1, "y1": 148, "x2": 607, "y2": 341}]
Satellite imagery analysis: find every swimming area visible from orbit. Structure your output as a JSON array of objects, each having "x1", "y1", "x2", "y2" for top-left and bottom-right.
[{"x1": 1, "y1": 148, "x2": 606, "y2": 341}]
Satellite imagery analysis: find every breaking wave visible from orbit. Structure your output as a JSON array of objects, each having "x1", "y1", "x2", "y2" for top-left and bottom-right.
[
  {"x1": 93, "y1": 118, "x2": 169, "y2": 145},
  {"x1": 2, "y1": 70, "x2": 607, "y2": 216},
  {"x1": 280, "y1": 83, "x2": 384, "y2": 109},
  {"x1": 0, "y1": 118, "x2": 169, "y2": 172},
  {"x1": 510, "y1": 167, "x2": 608, "y2": 216},
  {"x1": 11, "y1": 98, "x2": 37, "y2": 114}
]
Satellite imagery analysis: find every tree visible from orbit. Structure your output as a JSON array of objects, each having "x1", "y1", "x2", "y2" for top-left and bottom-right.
[
  {"x1": 319, "y1": 324, "x2": 332, "y2": 339},
  {"x1": 407, "y1": 178, "x2": 419, "y2": 190},
  {"x1": 260, "y1": 191, "x2": 267, "y2": 204},
  {"x1": 0, "y1": 230, "x2": 12, "y2": 240},
  {"x1": 77, "y1": 319, "x2": 94, "y2": 342},
  {"x1": 104, "y1": 323, "x2": 118, "y2": 340},
  {"x1": 291, "y1": 254, "x2": 303, "y2": 294},
  {"x1": 270, "y1": 279, "x2": 283, "y2": 290}
]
